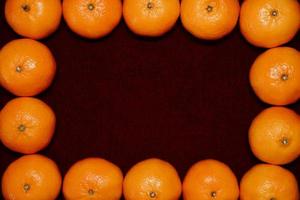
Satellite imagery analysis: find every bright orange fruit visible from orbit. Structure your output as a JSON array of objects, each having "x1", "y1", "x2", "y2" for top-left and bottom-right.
[
  {"x1": 183, "y1": 159, "x2": 239, "y2": 200},
  {"x1": 5, "y1": 0, "x2": 62, "y2": 39},
  {"x1": 123, "y1": 0, "x2": 180, "y2": 37},
  {"x1": 250, "y1": 47, "x2": 300, "y2": 105},
  {"x1": 63, "y1": 158, "x2": 123, "y2": 200},
  {"x1": 240, "y1": 0, "x2": 300, "y2": 48},
  {"x1": 2, "y1": 154, "x2": 62, "y2": 200},
  {"x1": 0, "y1": 39, "x2": 56, "y2": 97},
  {"x1": 249, "y1": 107, "x2": 300, "y2": 165},
  {"x1": 181, "y1": 0, "x2": 240, "y2": 40},
  {"x1": 63, "y1": 0, "x2": 122, "y2": 39},
  {"x1": 0, "y1": 97, "x2": 56, "y2": 154},
  {"x1": 123, "y1": 158, "x2": 182, "y2": 200},
  {"x1": 240, "y1": 164, "x2": 299, "y2": 200}
]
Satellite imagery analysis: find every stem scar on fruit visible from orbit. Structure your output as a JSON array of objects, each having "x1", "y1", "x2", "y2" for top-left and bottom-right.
[
  {"x1": 23, "y1": 183, "x2": 31, "y2": 193},
  {"x1": 281, "y1": 74, "x2": 288, "y2": 81},
  {"x1": 149, "y1": 191, "x2": 156, "y2": 198},
  {"x1": 21, "y1": 4, "x2": 30, "y2": 12},
  {"x1": 88, "y1": 189, "x2": 95, "y2": 196},
  {"x1": 271, "y1": 9, "x2": 278, "y2": 17},
  {"x1": 87, "y1": 3, "x2": 95, "y2": 11},
  {"x1": 206, "y1": 5, "x2": 213, "y2": 12},
  {"x1": 211, "y1": 191, "x2": 217, "y2": 198},
  {"x1": 147, "y1": 2, "x2": 154, "y2": 9},
  {"x1": 18, "y1": 124, "x2": 26, "y2": 132},
  {"x1": 281, "y1": 137, "x2": 289, "y2": 146}
]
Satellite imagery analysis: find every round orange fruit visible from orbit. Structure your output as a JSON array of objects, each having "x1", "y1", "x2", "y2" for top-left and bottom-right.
[
  {"x1": 0, "y1": 39, "x2": 56, "y2": 97},
  {"x1": 2, "y1": 154, "x2": 62, "y2": 200},
  {"x1": 63, "y1": 157, "x2": 123, "y2": 200},
  {"x1": 181, "y1": 0, "x2": 240, "y2": 40},
  {"x1": 240, "y1": 164, "x2": 299, "y2": 200},
  {"x1": 123, "y1": 0, "x2": 180, "y2": 37},
  {"x1": 183, "y1": 159, "x2": 239, "y2": 200},
  {"x1": 123, "y1": 158, "x2": 182, "y2": 200},
  {"x1": 250, "y1": 47, "x2": 300, "y2": 105},
  {"x1": 5, "y1": 0, "x2": 62, "y2": 39},
  {"x1": 63, "y1": 0, "x2": 122, "y2": 39},
  {"x1": 249, "y1": 107, "x2": 300, "y2": 165},
  {"x1": 240, "y1": 0, "x2": 300, "y2": 48},
  {"x1": 0, "y1": 97, "x2": 56, "y2": 154}
]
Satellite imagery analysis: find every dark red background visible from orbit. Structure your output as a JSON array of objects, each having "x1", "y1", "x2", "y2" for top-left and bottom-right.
[{"x1": 0, "y1": 1, "x2": 299, "y2": 199}]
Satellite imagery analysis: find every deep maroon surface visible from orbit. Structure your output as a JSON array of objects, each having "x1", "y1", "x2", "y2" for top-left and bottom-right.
[{"x1": 0, "y1": 0, "x2": 299, "y2": 199}]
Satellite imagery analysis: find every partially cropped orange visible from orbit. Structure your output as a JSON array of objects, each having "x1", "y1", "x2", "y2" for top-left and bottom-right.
[
  {"x1": 123, "y1": 158, "x2": 182, "y2": 200},
  {"x1": 2, "y1": 154, "x2": 62, "y2": 200},
  {"x1": 250, "y1": 47, "x2": 300, "y2": 105},
  {"x1": 5, "y1": 0, "x2": 62, "y2": 39},
  {"x1": 63, "y1": 158, "x2": 123, "y2": 200},
  {"x1": 181, "y1": 0, "x2": 240, "y2": 40},
  {"x1": 0, "y1": 97, "x2": 56, "y2": 154},
  {"x1": 63, "y1": 0, "x2": 122, "y2": 39},
  {"x1": 240, "y1": 0, "x2": 300, "y2": 48},
  {"x1": 0, "y1": 39, "x2": 56, "y2": 96},
  {"x1": 123, "y1": 0, "x2": 180, "y2": 37},
  {"x1": 249, "y1": 107, "x2": 300, "y2": 165},
  {"x1": 183, "y1": 159, "x2": 239, "y2": 200},
  {"x1": 240, "y1": 164, "x2": 299, "y2": 200}
]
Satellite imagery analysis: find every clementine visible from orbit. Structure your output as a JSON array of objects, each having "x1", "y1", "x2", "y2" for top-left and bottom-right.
[
  {"x1": 249, "y1": 107, "x2": 300, "y2": 165},
  {"x1": 63, "y1": 157, "x2": 123, "y2": 200},
  {"x1": 2, "y1": 154, "x2": 62, "y2": 200},
  {"x1": 240, "y1": 0, "x2": 300, "y2": 48},
  {"x1": 123, "y1": 0, "x2": 180, "y2": 37},
  {"x1": 123, "y1": 158, "x2": 182, "y2": 200},
  {"x1": 240, "y1": 164, "x2": 299, "y2": 200},
  {"x1": 0, "y1": 39, "x2": 56, "y2": 97},
  {"x1": 181, "y1": 0, "x2": 240, "y2": 40},
  {"x1": 0, "y1": 97, "x2": 56, "y2": 154},
  {"x1": 63, "y1": 0, "x2": 122, "y2": 39},
  {"x1": 5, "y1": 0, "x2": 62, "y2": 39},
  {"x1": 183, "y1": 159, "x2": 239, "y2": 200},
  {"x1": 250, "y1": 47, "x2": 300, "y2": 105}
]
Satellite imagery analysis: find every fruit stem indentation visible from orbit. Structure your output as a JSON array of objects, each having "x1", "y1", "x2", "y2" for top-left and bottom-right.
[
  {"x1": 271, "y1": 9, "x2": 278, "y2": 17},
  {"x1": 88, "y1": 189, "x2": 95, "y2": 195},
  {"x1": 18, "y1": 124, "x2": 26, "y2": 132},
  {"x1": 211, "y1": 191, "x2": 217, "y2": 198},
  {"x1": 21, "y1": 4, "x2": 30, "y2": 12},
  {"x1": 149, "y1": 191, "x2": 156, "y2": 198},
  {"x1": 147, "y1": 2, "x2": 154, "y2": 9},
  {"x1": 23, "y1": 183, "x2": 31, "y2": 192},
  {"x1": 87, "y1": 3, "x2": 95, "y2": 11},
  {"x1": 281, "y1": 74, "x2": 288, "y2": 81},
  {"x1": 206, "y1": 5, "x2": 213, "y2": 12}
]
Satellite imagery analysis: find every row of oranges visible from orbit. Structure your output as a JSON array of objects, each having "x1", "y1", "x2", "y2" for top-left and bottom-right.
[
  {"x1": 5, "y1": 0, "x2": 300, "y2": 47},
  {"x1": 2, "y1": 155, "x2": 299, "y2": 199}
]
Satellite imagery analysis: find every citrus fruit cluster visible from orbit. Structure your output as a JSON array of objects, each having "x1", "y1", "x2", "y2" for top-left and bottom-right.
[{"x1": 0, "y1": 0, "x2": 300, "y2": 199}]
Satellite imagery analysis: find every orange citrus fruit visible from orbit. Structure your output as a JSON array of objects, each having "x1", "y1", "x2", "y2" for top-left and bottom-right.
[
  {"x1": 63, "y1": 157, "x2": 123, "y2": 200},
  {"x1": 249, "y1": 107, "x2": 300, "y2": 165},
  {"x1": 5, "y1": 0, "x2": 62, "y2": 39},
  {"x1": 240, "y1": 164, "x2": 299, "y2": 200},
  {"x1": 181, "y1": 0, "x2": 240, "y2": 40},
  {"x1": 250, "y1": 47, "x2": 300, "y2": 105},
  {"x1": 240, "y1": 0, "x2": 300, "y2": 48},
  {"x1": 2, "y1": 154, "x2": 62, "y2": 200},
  {"x1": 0, "y1": 97, "x2": 56, "y2": 154},
  {"x1": 123, "y1": 0, "x2": 180, "y2": 37},
  {"x1": 63, "y1": 0, "x2": 122, "y2": 39},
  {"x1": 183, "y1": 159, "x2": 239, "y2": 200},
  {"x1": 123, "y1": 158, "x2": 182, "y2": 200},
  {"x1": 0, "y1": 39, "x2": 56, "y2": 97}
]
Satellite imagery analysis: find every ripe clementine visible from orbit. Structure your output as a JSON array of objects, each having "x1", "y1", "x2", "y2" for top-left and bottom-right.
[
  {"x1": 2, "y1": 154, "x2": 62, "y2": 200},
  {"x1": 5, "y1": 0, "x2": 62, "y2": 39},
  {"x1": 0, "y1": 39, "x2": 56, "y2": 97},
  {"x1": 123, "y1": 158, "x2": 181, "y2": 200},
  {"x1": 240, "y1": 0, "x2": 300, "y2": 48},
  {"x1": 63, "y1": 158, "x2": 123, "y2": 200},
  {"x1": 250, "y1": 47, "x2": 300, "y2": 105},
  {"x1": 183, "y1": 159, "x2": 239, "y2": 200},
  {"x1": 240, "y1": 164, "x2": 299, "y2": 200},
  {"x1": 63, "y1": 0, "x2": 122, "y2": 39},
  {"x1": 181, "y1": 0, "x2": 240, "y2": 40},
  {"x1": 123, "y1": 0, "x2": 180, "y2": 37},
  {"x1": 249, "y1": 107, "x2": 300, "y2": 165},
  {"x1": 0, "y1": 97, "x2": 56, "y2": 154}
]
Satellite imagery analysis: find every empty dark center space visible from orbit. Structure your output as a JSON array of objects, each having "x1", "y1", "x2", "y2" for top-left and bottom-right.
[{"x1": 21, "y1": 4, "x2": 30, "y2": 12}]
